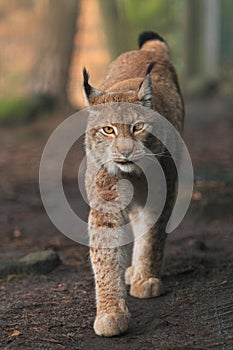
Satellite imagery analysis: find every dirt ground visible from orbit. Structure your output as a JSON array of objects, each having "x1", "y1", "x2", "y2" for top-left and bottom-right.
[{"x1": 0, "y1": 98, "x2": 232, "y2": 350}]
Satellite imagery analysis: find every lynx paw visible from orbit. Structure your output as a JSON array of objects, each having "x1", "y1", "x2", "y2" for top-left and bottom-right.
[
  {"x1": 130, "y1": 277, "x2": 164, "y2": 299},
  {"x1": 125, "y1": 266, "x2": 134, "y2": 285},
  {"x1": 94, "y1": 309, "x2": 130, "y2": 337}
]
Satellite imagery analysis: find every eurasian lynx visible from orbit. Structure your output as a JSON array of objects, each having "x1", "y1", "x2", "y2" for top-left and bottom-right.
[{"x1": 83, "y1": 31, "x2": 184, "y2": 337}]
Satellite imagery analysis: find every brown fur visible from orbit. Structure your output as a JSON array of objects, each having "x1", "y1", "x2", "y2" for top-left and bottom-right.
[
  {"x1": 88, "y1": 40, "x2": 184, "y2": 131},
  {"x1": 84, "y1": 33, "x2": 184, "y2": 337}
]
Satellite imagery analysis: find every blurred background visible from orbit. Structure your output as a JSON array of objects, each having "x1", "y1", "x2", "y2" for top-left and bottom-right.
[
  {"x1": 0, "y1": 0, "x2": 232, "y2": 112},
  {"x1": 0, "y1": 0, "x2": 232, "y2": 211},
  {"x1": 0, "y1": 0, "x2": 232, "y2": 246},
  {"x1": 0, "y1": 0, "x2": 232, "y2": 257},
  {"x1": 0, "y1": 1, "x2": 233, "y2": 348}
]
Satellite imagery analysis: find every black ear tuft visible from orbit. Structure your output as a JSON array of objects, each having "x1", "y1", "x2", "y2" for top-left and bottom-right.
[
  {"x1": 138, "y1": 75, "x2": 152, "y2": 108},
  {"x1": 146, "y1": 61, "x2": 156, "y2": 75},
  {"x1": 138, "y1": 62, "x2": 156, "y2": 91},
  {"x1": 83, "y1": 67, "x2": 91, "y2": 97},
  {"x1": 82, "y1": 68, "x2": 103, "y2": 105},
  {"x1": 138, "y1": 31, "x2": 166, "y2": 48}
]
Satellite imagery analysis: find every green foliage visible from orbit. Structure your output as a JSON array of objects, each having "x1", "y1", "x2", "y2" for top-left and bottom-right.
[
  {"x1": 221, "y1": 0, "x2": 233, "y2": 61},
  {"x1": 121, "y1": 0, "x2": 163, "y2": 24},
  {"x1": 0, "y1": 95, "x2": 55, "y2": 124},
  {"x1": 0, "y1": 96, "x2": 34, "y2": 123},
  {"x1": 114, "y1": 0, "x2": 185, "y2": 75}
]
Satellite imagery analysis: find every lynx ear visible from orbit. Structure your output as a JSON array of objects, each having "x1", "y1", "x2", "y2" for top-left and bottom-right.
[
  {"x1": 137, "y1": 61, "x2": 155, "y2": 108},
  {"x1": 83, "y1": 67, "x2": 102, "y2": 106}
]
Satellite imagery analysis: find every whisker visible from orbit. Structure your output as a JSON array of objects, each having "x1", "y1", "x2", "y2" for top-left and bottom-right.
[
  {"x1": 144, "y1": 153, "x2": 183, "y2": 161},
  {"x1": 99, "y1": 158, "x2": 113, "y2": 166},
  {"x1": 144, "y1": 151, "x2": 170, "y2": 157}
]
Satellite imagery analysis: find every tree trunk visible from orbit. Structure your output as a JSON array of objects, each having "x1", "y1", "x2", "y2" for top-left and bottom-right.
[
  {"x1": 30, "y1": 0, "x2": 79, "y2": 105},
  {"x1": 98, "y1": 0, "x2": 130, "y2": 59},
  {"x1": 203, "y1": 0, "x2": 220, "y2": 80},
  {"x1": 184, "y1": 0, "x2": 202, "y2": 79}
]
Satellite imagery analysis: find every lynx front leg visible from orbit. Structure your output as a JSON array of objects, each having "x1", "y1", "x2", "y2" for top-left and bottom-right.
[{"x1": 89, "y1": 209, "x2": 130, "y2": 337}]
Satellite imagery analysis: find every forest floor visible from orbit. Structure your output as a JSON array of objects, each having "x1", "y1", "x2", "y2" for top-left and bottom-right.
[{"x1": 0, "y1": 97, "x2": 232, "y2": 350}]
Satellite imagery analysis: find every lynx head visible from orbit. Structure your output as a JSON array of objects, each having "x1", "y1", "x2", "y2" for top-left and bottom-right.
[
  {"x1": 83, "y1": 62, "x2": 161, "y2": 175},
  {"x1": 84, "y1": 105, "x2": 161, "y2": 175},
  {"x1": 83, "y1": 62, "x2": 155, "y2": 109},
  {"x1": 83, "y1": 63, "x2": 160, "y2": 175}
]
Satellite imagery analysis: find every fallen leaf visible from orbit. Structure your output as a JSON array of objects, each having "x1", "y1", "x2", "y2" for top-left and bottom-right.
[
  {"x1": 192, "y1": 191, "x2": 202, "y2": 200},
  {"x1": 9, "y1": 330, "x2": 22, "y2": 337},
  {"x1": 13, "y1": 228, "x2": 22, "y2": 238}
]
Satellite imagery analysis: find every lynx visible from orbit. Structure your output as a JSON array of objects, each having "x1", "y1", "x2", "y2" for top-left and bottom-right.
[{"x1": 83, "y1": 31, "x2": 184, "y2": 337}]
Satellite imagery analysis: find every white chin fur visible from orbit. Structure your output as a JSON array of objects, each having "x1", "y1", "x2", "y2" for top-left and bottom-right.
[
  {"x1": 116, "y1": 163, "x2": 136, "y2": 173},
  {"x1": 105, "y1": 161, "x2": 138, "y2": 174}
]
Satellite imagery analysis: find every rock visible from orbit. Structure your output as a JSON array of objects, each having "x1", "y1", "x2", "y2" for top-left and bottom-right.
[
  {"x1": 0, "y1": 250, "x2": 61, "y2": 279},
  {"x1": 19, "y1": 250, "x2": 61, "y2": 274}
]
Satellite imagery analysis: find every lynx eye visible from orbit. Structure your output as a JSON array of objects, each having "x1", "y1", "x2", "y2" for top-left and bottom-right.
[
  {"x1": 133, "y1": 122, "x2": 144, "y2": 133},
  {"x1": 102, "y1": 126, "x2": 115, "y2": 135}
]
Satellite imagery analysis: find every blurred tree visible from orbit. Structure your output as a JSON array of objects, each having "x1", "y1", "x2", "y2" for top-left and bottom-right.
[
  {"x1": 98, "y1": 0, "x2": 129, "y2": 58},
  {"x1": 203, "y1": 0, "x2": 220, "y2": 81},
  {"x1": 98, "y1": 0, "x2": 184, "y2": 72},
  {"x1": 30, "y1": 0, "x2": 78, "y2": 106},
  {"x1": 184, "y1": 0, "x2": 202, "y2": 79},
  {"x1": 94, "y1": 0, "x2": 232, "y2": 95}
]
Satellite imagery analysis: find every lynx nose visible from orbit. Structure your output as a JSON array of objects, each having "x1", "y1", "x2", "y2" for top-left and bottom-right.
[
  {"x1": 116, "y1": 138, "x2": 134, "y2": 159},
  {"x1": 120, "y1": 149, "x2": 132, "y2": 158}
]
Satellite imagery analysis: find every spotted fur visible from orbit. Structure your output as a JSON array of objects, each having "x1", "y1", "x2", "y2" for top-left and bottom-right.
[{"x1": 84, "y1": 31, "x2": 184, "y2": 337}]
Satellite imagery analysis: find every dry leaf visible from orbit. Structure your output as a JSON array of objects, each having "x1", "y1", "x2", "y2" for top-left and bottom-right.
[
  {"x1": 9, "y1": 330, "x2": 22, "y2": 337},
  {"x1": 192, "y1": 191, "x2": 202, "y2": 200},
  {"x1": 13, "y1": 228, "x2": 22, "y2": 238}
]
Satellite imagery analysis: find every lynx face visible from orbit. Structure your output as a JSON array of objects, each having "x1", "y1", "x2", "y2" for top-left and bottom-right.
[
  {"x1": 83, "y1": 62, "x2": 166, "y2": 175},
  {"x1": 85, "y1": 104, "x2": 157, "y2": 175}
]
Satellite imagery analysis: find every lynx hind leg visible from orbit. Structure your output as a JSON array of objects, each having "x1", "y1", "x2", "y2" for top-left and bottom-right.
[
  {"x1": 125, "y1": 266, "x2": 162, "y2": 296},
  {"x1": 126, "y1": 211, "x2": 165, "y2": 298},
  {"x1": 125, "y1": 237, "x2": 164, "y2": 298},
  {"x1": 129, "y1": 273, "x2": 164, "y2": 299},
  {"x1": 125, "y1": 263, "x2": 163, "y2": 297},
  {"x1": 125, "y1": 265, "x2": 134, "y2": 285}
]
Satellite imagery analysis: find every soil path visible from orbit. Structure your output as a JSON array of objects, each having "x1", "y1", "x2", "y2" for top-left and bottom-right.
[{"x1": 0, "y1": 99, "x2": 232, "y2": 349}]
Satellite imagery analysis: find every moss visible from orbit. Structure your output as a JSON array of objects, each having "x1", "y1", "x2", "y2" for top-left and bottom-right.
[
  {"x1": 11, "y1": 273, "x2": 27, "y2": 281},
  {"x1": 0, "y1": 94, "x2": 56, "y2": 124},
  {"x1": 0, "y1": 250, "x2": 61, "y2": 279}
]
